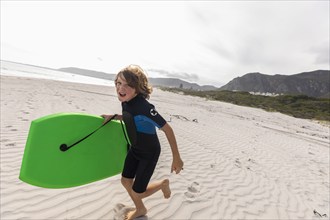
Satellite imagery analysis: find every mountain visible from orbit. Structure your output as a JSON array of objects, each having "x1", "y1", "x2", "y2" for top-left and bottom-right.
[
  {"x1": 58, "y1": 67, "x2": 217, "y2": 91},
  {"x1": 148, "y1": 78, "x2": 217, "y2": 90},
  {"x1": 220, "y1": 70, "x2": 330, "y2": 98},
  {"x1": 58, "y1": 67, "x2": 116, "y2": 81}
]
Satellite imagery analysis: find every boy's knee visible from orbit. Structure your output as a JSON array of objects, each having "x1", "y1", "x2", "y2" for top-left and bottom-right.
[{"x1": 121, "y1": 177, "x2": 133, "y2": 188}]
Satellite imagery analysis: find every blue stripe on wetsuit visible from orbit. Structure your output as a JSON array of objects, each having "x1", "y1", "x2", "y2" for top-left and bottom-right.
[{"x1": 134, "y1": 115, "x2": 162, "y2": 134}]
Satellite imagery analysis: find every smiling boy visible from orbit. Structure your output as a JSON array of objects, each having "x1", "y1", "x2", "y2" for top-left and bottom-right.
[{"x1": 102, "y1": 65, "x2": 183, "y2": 220}]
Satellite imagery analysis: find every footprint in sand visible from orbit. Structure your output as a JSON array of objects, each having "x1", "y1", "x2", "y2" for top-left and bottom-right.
[
  {"x1": 234, "y1": 158, "x2": 242, "y2": 168},
  {"x1": 113, "y1": 203, "x2": 134, "y2": 220},
  {"x1": 184, "y1": 182, "x2": 201, "y2": 202},
  {"x1": 0, "y1": 139, "x2": 10, "y2": 143}
]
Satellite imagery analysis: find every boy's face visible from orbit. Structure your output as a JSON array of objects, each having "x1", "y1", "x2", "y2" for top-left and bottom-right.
[{"x1": 115, "y1": 76, "x2": 137, "y2": 102}]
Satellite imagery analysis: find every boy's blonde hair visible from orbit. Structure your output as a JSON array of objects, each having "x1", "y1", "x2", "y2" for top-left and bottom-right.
[{"x1": 115, "y1": 65, "x2": 152, "y2": 99}]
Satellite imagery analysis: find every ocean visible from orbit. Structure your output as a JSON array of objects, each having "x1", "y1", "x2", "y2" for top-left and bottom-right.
[{"x1": 0, "y1": 60, "x2": 114, "y2": 86}]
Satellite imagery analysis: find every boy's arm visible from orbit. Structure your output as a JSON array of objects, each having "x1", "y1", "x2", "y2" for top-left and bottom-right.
[{"x1": 161, "y1": 123, "x2": 184, "y2": 174}]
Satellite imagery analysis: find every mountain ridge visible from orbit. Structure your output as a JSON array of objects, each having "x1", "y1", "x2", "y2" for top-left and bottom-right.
[
  {"x1": 58, "y1": 67, "x2": 329, "y2": 97},
  {"x1": 220, "y1": 70, "x2": 330, "y2": 98}
]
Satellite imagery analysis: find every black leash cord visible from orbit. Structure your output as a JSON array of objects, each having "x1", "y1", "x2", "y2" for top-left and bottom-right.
[
  {"x1": 120, "y1": 120, "x2": 131, "y2": 151},
  {"x1": 60, "y1": 114, "x2": 118, "y2": 152}
]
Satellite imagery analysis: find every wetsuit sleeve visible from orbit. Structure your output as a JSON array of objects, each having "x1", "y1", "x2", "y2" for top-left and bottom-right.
[
  {"x1": 147, "y1": 105, "x2": 167, "y2": 128},
  {"x1": 134, "y1": 103, "x2": 166, "y2": 132}
]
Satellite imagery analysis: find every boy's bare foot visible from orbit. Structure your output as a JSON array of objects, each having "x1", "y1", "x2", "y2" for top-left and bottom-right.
[
  {"x1": 125, "y1": 207, "x2": 147, "y2": 220},
  {"x1": 161, "y1": 179, "x2": 171, "y2": 199}
]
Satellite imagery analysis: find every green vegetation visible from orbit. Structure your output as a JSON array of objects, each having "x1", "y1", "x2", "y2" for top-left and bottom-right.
[{"x1": 161, "y1": 88, "x2": 330, "y2": 121}]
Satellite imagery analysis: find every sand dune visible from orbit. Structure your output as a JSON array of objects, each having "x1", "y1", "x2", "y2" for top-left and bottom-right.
[{"x1": 1, "y1": 75, "x2": 329, "y2": 219}]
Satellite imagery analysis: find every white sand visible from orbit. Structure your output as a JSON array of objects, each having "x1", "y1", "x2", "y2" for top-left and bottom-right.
[{"x1": 1, "y1": 75, "x2": 329, "y2": 220}]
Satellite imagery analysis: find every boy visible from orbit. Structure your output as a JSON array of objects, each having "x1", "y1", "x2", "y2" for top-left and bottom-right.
[{"x1": 102, "y1": 65, "x2": 183, "y2": 219}]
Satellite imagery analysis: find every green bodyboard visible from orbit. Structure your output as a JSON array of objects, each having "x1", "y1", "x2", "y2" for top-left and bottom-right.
[{"x1": 19, "y1": 113, "x2": 128, "y2": 188}]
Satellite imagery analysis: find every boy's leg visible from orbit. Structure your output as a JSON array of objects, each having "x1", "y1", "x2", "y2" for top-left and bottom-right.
[
  {"x1": 140, "y1": 179, "x2": 171, "y2": 199},
  {"x1": 121, "y1": 178, "x2": 171, "y2": 220},
  {"x1": 121, "y1": 177, "x2": 147, "y2": 220}
]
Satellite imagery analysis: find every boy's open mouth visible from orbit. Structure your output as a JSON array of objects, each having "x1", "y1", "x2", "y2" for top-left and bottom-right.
[{"x1": 119, "y1": 92, "x2": 126, "y2": 97}]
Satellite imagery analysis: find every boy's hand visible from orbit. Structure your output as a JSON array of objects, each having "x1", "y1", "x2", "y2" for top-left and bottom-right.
[
  {"x1": 171, "y1": 158, "x2": 184, "y2": 174},
  {"x1": 101, "y1": 114, "x2": 112, "y2": 125}
]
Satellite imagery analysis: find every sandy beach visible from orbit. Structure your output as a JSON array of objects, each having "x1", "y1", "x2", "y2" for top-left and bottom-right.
[{"x1": 1, "y1": 74, "x2": 329, "y2": 219}]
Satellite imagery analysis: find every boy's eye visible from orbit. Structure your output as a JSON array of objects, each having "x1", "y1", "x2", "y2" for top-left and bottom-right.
[{"x1": 115, "y1": 82, "x2": 131, "y2": 89}]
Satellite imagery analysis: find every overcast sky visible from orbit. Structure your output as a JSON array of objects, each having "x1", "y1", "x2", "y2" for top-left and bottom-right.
[{"x1": 1, "y1": 1, "x2": 329, "y2": 86}]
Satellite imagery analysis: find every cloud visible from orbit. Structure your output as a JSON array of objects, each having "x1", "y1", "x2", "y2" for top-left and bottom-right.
[
  {"x1": 1, "y1": 1, "x2": 329, "y2": 87},
  {"x1": 202, "y1": 38, "x2": 233, "y2": 61},
  {"x1": 147, "y1": 68, "x2": 199, "y2": 82},
  {"x1": 309, "y1": 42, "x2": 330, "y2": 66},
  {"x1": 187, "y1": 1, "x2": 329, "y2": 78}
]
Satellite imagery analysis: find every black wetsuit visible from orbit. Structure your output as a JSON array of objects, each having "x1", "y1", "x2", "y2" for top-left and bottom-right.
[{"x1": 121, "y1": 94, "x2": 166, "y2": 193}]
